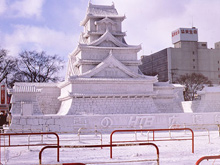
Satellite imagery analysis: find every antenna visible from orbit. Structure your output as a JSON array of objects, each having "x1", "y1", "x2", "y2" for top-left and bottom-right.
[{"x1": 192, "y1": 16, "x2": 194, "y2": 28}]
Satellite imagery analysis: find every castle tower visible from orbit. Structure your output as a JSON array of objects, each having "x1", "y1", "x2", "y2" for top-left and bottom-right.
[
  {"x1": 66, "y1": 3, "x2": 143, "y2": 77},
  {"x1": 57, "y1": 3, "x2": 158, "y2": 115}
]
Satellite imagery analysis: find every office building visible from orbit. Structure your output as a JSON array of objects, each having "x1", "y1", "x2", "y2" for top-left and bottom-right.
[{"x1": 139, "y1": 27, "x2": 220, "y2": 84}]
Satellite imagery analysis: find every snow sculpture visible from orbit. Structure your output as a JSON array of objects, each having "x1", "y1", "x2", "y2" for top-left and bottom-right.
[{"x1": 57, "y1": 3, "x2": 159, "y2": 115}]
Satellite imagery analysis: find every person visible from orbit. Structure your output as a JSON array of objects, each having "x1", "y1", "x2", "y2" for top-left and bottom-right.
[
  {"x1": 7, "y1": 112, "x2": 12, "y2": 126},
  {"x1": 0, "y1": 112, "x2": 5, "y2": 132}
]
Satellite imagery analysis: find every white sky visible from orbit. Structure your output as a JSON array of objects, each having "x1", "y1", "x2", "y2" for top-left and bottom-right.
[{"x1": 0, "y1": 0, "x2": 220, "y2": 60}]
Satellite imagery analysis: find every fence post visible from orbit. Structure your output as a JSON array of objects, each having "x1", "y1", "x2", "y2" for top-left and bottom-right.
[
  {"x1": 218, "y1": 124, "x2": 220, "y2": 137},
  {"x1": 110, "y1": 131, "x2": 113, "y2": 158},
  {"x1": 28, "y1": 135, "x2": 30, "y2": 150},
  {"x1": 0, "y1": 134, "x2": 1, "y2": 165},
  {"x1": 153, "y1": 130, "x2": 155, "y2": 141}
]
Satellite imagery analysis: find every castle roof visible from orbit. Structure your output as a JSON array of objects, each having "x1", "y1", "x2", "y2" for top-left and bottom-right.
[
  {"x1": 81, "y1": 3, "x2": 125, "y2": 26},
  {"x1": 11, "y1": 85, "x2": 41, "y2": 93},
  {"x1": 87, "y1": 3, "x2": 118, "y2": 16}
]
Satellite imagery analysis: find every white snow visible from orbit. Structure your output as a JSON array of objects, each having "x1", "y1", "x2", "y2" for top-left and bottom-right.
[{"x1": 1, "y1": 129, "x2": 220, "y2": 165}]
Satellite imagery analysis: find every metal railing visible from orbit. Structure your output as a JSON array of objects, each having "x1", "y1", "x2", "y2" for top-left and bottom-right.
[
  {"x1": 171, "y1": 123, "x2": 220, "y2": 136},
  {"x1": 169, "y1": 124, "x2": 211, "y2": 143},
  {"x1": 110, "y1": 128, "x2": 194, "y2": 159},
  {"x1": 39, "y1": 142, "x2": 159, "y2": 165},
  {"x1": 196, "y1": 155, "x2": 220, "y2": 165},
  {"x1": 0, "y1": 132, "x2": 60, "y2": 164},
  {"x1": 77, "y1": 127, "x2": 103, "y2": 148}
]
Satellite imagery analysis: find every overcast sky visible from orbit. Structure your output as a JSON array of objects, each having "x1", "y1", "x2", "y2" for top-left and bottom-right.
[{"x1": 1, "y1": 0, "x2": 220, "y2": 60}]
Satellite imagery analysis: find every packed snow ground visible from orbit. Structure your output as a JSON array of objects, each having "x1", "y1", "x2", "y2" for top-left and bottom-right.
[{"x1": 1, "y1": 129, "x2": 220, "y2": 165}]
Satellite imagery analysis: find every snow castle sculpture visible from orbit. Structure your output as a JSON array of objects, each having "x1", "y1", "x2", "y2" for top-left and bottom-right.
[
  {"x1": 9, "y1": 3, "x2": 186, "y2": 132},
  {"x1": 57, "y1": 3, "x2": 160, "y2": 115}
]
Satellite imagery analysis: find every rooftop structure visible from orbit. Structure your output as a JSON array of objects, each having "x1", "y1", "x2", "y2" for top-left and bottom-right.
[{"x1": 172, "y1": 27, "x2": 198, "y2": 44}]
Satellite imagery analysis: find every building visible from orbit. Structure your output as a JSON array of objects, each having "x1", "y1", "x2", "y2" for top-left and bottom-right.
[{"x1": 139, "y1": 27, "x2": 220, "y2": 84}]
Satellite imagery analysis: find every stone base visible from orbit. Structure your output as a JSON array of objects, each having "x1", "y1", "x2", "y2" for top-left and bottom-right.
[
  {"x1": 9, "y1": 112, "x2": 220, "y2": 133},
  {"x1": 58, "y1": 96, "x2": 158, "y2": 115}
]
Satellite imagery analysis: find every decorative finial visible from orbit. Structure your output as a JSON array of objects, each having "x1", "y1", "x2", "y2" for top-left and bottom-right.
[{"x1": 88, "y1": 0, "x2": 92, "y2": 6}]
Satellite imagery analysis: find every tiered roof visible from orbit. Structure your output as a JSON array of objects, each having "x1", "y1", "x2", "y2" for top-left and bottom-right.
[
  {"x1": 87, "y1": 3, "x2": 118, "y2": 16},
  {"x1": 81, "y1": 3, "x2": 125, "y2": 26}
]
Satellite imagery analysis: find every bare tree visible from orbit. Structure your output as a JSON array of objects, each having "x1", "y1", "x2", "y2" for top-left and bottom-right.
[
  {"x1": 176, "y1": 73, "x2": 212, "y2": 101},
  {"x1": 14, "y1": 51, "x2": 65, "y2": 83},
  {"x1": 0, "y1": 49, "x2": 17, "y2": 86}
]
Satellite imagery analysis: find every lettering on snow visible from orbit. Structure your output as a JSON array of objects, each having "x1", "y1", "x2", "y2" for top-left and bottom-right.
[{"x1": 129, "y1": 116, "x2": 155, "y2": 127}]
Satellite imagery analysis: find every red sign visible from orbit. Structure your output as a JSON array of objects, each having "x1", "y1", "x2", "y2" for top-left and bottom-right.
[
  {"x1": 172, "y1": 30, "x2": 180, "y2": 37},
  {"x1": 1, "y1": 85, "x2": 6, "y2": 104},
  {"x1": 181, "y1": 29, "x2": 197, "y2": 34}
]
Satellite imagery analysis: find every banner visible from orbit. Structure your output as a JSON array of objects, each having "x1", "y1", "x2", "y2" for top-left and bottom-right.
[{"x1": 1, "y1": 85, "x2": 6, "y2": 104}]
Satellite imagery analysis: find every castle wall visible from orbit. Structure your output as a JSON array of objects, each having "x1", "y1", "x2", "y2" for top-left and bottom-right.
[
  {"x1": 9, "y1": 112, "x2": 220, "y2": 133},
  {"x1": 11, "y1": 83, "x2": 61, "y2": 115},
  {"x1": 59, "y1": 96, "x2": 158, "y2": 115},
  {"x1": 36, "y1": 85, "x2": 61, "y2": 114}
]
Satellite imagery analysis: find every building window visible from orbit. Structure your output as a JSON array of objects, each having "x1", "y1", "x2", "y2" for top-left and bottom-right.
[
  {"x1": 218, "y1": 61, "x2": 219, "y2": 64},
  {"x1": 193, "y1": 59, "x2": 195, "y2": 62},
  {"x1": 202, "y1": 44, "x2": 207, "y2": 47},
  {"x1": 192, "y1": 51, "x2": 195, "y2": 55},
  {"x1": 193, "y1": 66, "x2": 195, "y2": 69}
]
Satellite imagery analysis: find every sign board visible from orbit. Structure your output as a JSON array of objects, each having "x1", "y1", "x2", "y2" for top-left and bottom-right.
[
  {"x1": 172, "y1": 27, "x2": 198, "y2": 44},
  {"x1": 0, "y1": 84, "x2": 9, "y2": 112},
  {"x1": 1, "y1": 84, "x2": 6, "y2": 104}
]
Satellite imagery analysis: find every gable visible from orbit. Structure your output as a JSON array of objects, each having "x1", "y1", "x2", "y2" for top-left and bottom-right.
[
  {"x1": 91, "y1": 66, "x2": 133, "y2": 78},
  {"x1": 89, "y1": 30, "x2": 128, "y2": 47},
  {"x1": 98, "y1": 40, "x2": 118, "y2": 47},
  {"x1": 95, "y1": 17, "x2": 117, "y2": 25}
]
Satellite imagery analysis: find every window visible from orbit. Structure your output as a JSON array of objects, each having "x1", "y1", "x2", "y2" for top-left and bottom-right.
[
  {"x1": 193, "y1": 59, "x2": 195, "y2": 62},
  {"x1": 192, "y1": 51, "x2": 195, "y2": 55},
  {"x1": 193, "y1": 66, "x2": 195, "y2": 69}
]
